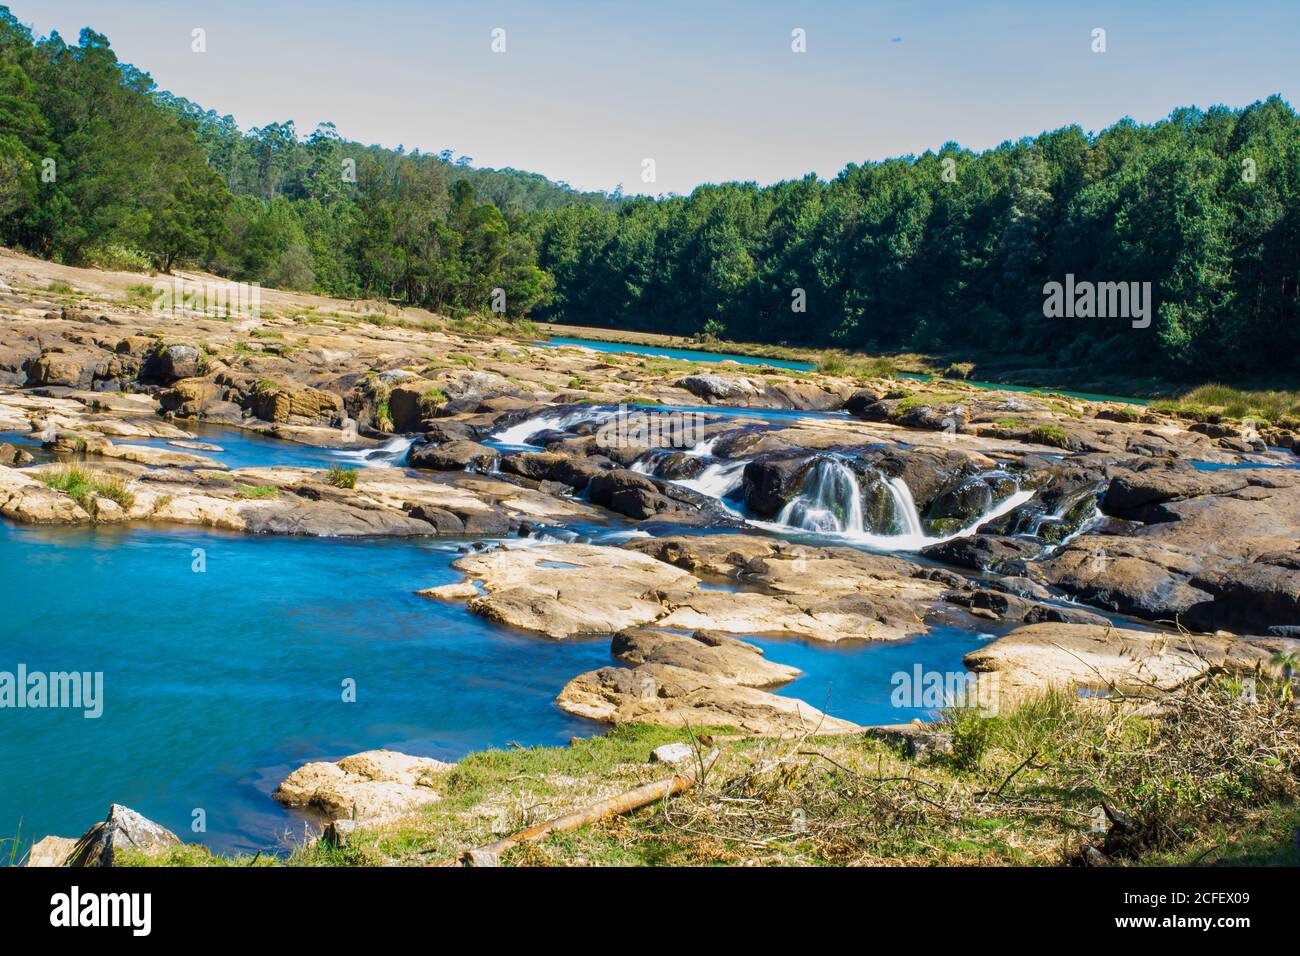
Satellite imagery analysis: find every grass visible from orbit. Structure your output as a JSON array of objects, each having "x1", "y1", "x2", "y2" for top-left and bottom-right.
[
  {"x1": 373, "y1": 399, "x2": 394, "y2": 433},
  {"x1": 1028, "y1": 424, "x2": 1071, "y2": 448},
  {"x1": 324, "y1": 465, "x2": 357, "y2": 489},
  {"x1": 234, "y1": 485, "x2": 278, "y2": 500},
  {"x1": 1151, "y1": 384, "x2": 1300, "y2": 428},
  {"x1": 36, "y1": 466, "x2": 134, "y2": 518},
  {"x1": 125, "y1": 284, "x2": 156, "y2": 309},
  {"x1": 816, "y1": 351, "x2": 900, "y2": 380},
  {"x1": 124, "y1": 678, "x2": 1300, "y2": 868},
  {"x1": 418, "y1": 387, "x2": 446, "y2": 417}
]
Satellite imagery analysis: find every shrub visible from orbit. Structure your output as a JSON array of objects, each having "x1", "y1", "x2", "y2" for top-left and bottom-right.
[
  {"x1": 1028, "y1": 425, "x2": 1071, "y2": 448},
  {"x1": 374, "y1": 400, "x2": 394, "y2": 433},
  {"x1": 325, "y1": 466, "x2": 357, "y2": 489}
]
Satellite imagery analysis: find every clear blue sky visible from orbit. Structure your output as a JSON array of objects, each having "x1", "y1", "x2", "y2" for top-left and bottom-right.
[{"x1": 9, "y1": 0, "x2": 1298, "y2": 195}]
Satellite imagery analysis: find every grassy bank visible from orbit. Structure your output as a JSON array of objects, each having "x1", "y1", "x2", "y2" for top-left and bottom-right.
[{"x1": 125, "y1": 678, "x2": 1300, "y2": 868}]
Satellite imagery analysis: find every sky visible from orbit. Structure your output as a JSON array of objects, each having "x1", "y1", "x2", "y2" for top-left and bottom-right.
[{"x1": 9, "y1": 0, "x2": 1299, "y2": 196}]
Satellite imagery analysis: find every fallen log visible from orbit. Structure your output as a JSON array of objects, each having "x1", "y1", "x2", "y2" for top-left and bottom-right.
[{"x1": 454, "y1": 747, "x2": 719, "y2": 866}]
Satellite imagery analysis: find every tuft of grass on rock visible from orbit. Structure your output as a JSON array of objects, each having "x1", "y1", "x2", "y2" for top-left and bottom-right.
[
  {"x1": 37, "y1": 466, "x2": 134, "y2": 517},
  {"x1": 325, "y1": 465, "x2": 357, "y2": 489}
]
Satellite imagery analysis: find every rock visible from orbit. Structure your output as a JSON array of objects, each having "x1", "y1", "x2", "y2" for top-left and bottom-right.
[
  {"x1": 464, "y1": 848, "x2": 500, "y2": 867},
  {"x1": 920, "y1": 534, "x2": 1042, "y2": 573},
  {"x1": 24, "y1": 835, "x2": 80, "y2": 867},
  {"x1": 449, "y1": 543, "x2": 699, "y2": 638},
  {"x1": 387, "y1": 379, "x2": 443, "y2": 432},
  {"x1": 159, "y1": 378, "x2": 226, "y2": 417},
  {"x1": 586, "y1": 468, "x2": 659, "y2": 507},
  {"x1": 741, "y1": 455, "x2": 812, "y2": 515},
  {"x1": 964, "y1": 623, "x2": 1299, "y2": 702},
  {"x1": 405, "y1": 504, "x2": 467, "y2": 533},
  {"x1": 407, "y1": 439, "x2": 499, "y2": 472},
  {"x1": 245, "y1": 382, "x2": 342, "y2": 425},
  {"x1": 0, "y1": 467, "x2": 92, "y2": 523},
  {"x1": 557, "y1": 662, "x2": 859, "y2": 736},
  {"x1": 1032, "y1": 536, "x2": 1211, "y2": 621},
  {"x1": 651, "y1": 742, "x2": 696, "y2": 765},
  {"x1": 676, "y1": 373, "x2": 760, "y2": 401},
  {"x1": 146, "y1": 344, "x2": 201, "y2": 383},
  {"x1": 322, "y1": 818, "x2": 358, "y2": 846},
  {"x1": 65, "y1": 804, "x2": 181, "y2": 867},
  {"x1": 274, "y1": 749, "x2": 454, "y2": 823},
  {"x1": 612, "y1": 628, "x2": 800, "y2": 687},
  {"x1": 844, "y1": 389, "x2": 885, "y2": 418},
  {"x1": 0, "y1": 442, "x2": 33, "y2": 466},
  {"x1": 416, "y1": 581, "x2": 480, "y2": 601},
  {"x1": 865, "y1": 725, "x2": 955, "y2": 762},
  {"x1": 1186, "y1": 561, "x2": 1300, "y2": 633}
]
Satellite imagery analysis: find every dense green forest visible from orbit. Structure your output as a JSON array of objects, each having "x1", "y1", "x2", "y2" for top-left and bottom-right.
[{"x1": 0, "y1": 8, "x2": 1297, "y2": 382}]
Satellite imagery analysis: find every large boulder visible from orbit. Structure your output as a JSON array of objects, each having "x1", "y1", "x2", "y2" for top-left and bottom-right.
[
  {"x1": 676, "y1": 374, "x2": 760, "y2": 402},
  {"x1": 53, "y1": 804, "x2": 182, "y2": 867},
  {"x1": 920, "y1": 534, "x2": 1042, "y2": 573},
  {"x1": 245, "y1": 382, "x2": 342, "y2": 425},
  {"x1": 1186, "y1": 558, "x2": 1300, "y2": 633},
  {"x1": 407, "y1": 439, "x2": 499, "y2": 472},
  {"x1": 144, "y1": 344, "x2": 201, "y2": 383},
  {"x1": 741, "y1": 455, "x2": 812, "y2": 516}
]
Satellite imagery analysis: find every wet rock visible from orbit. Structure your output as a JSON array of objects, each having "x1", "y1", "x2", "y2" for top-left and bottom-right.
[
  {"x1": 407, "y1": 439, "x2": 499, "y2": 472},
  {"x1": 404, "y1": 503, "x2": 467, "y2": 533},
  {"x1": 920, "y1": 534, "x2": 1042, "y2": 573},
  {"x1": 741, "y1": 455, "x2": 811, "y2": 515},
  {"x1": 1032, "y1": 536, "x2": 1211, "y2": 621},
  {"x1": 586, "y1": 468, "x2": 659, "y2": 507}
]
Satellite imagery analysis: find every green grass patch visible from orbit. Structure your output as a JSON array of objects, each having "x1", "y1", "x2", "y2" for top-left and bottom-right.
[{"x1": 37, "y1": 466, "x2": 134, "y2": 517}]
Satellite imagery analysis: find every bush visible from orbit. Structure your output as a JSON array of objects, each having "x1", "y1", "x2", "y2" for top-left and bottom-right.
[
  {"x1": 86, "y1": 243, "x2": 153, "y2": 273},
  {"x1": 325, "y1": 466, "x2": 357, "y2": 489}
]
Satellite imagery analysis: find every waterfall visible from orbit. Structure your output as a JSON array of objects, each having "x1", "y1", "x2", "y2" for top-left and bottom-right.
[
  {"x1": 775, "y1": 458, "x2": 866, "y2": 534},
  {"x1": 489, "y1": 406, "x2": 623, "y2": 447},
  {"x1": 332, "y1": 435, "x2": 416, "y2": 468},
  {"x1": 678, "y1": 459, "x2": 749, "y2": 500},
  {"x1": 885, "y1": 476, "x2": 925, "y2": 538}
]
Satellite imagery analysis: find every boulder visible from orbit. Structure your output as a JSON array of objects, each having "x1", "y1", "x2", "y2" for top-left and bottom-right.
[
  {"x1": 63, "y1": 804, "x2": 181, "y2": 867},
  {"x1": 407, "y1": 439, "x2": 499, "y2": 472},
  {"x1": 920, "y1": 534, "x2": 1042, "y2": 573},
  {"x1": 274, "y1": 749, "x2": 454, "y2": 823},
  {"x1": 741, "y1": 455, "x2": 811, "y2": 516},
  {"x1": 676, "y1": 374, "x2": 760, "y2": 402}
]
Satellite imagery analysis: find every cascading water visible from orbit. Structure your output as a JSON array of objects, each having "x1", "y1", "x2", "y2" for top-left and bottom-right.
[
  {"x1": 332, "y1": 435, "x2": 416, "y2": 467},
  {"x1": 489, "y1": 406, "x2": 624, "y2": 447},
  {"x1": 884, "y1": 476, "x2": 925, "y2": 538},
  {"x1": 775, "y1": 458, "x2": 867, "y2": 534}
]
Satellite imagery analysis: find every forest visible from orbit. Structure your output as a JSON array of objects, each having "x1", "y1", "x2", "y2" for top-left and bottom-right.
[{"x1": 1, "y1": 9, "x2": 1297, "y2": 383}]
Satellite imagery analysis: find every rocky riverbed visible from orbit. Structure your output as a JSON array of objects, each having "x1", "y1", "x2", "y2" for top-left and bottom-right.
[{"x1": 4, "y1": 251, "x2": 1298, "y2": 861}]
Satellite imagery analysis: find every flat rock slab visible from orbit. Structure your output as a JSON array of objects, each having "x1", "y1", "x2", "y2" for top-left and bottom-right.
[
  {"x1": 964, "y1": 622, "x2": 1300, "y2": 702},
  {"x1": 452, "y1": 543, "x2": 699, "y2": 638}
]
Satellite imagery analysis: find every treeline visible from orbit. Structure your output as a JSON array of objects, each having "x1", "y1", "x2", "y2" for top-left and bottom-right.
[
  {"x1": 1, "y1": 8, "x2": 1298, "y2": 380},
  {"x1": 532, "y1": 100, "x2": 1300, "y2": 380},
  {"x1": 0, "y1": 11, "x2": 604, "y2": 316}
]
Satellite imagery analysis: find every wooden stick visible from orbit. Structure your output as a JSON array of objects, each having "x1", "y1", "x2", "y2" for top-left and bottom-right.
[{"x1": 457, "y1": 748, "x2": 718, "y2": 865}]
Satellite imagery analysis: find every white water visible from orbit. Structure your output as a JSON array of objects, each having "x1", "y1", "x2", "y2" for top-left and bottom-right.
[
  {"x1": 885, "y1": 476, "x2": 925, "y2": 538},
  {"x1": 332, "y1": 435, "x2": 416, "y2": 468},
  {"x1": 775, "y1": 458, "x2": 866, "y2": 534},
  {"x1": 489, "y1": 407, "x2": 623, "y2": 447},
  {"x1": 676, "y1": 458, "x2": 750, "y2": 501}
]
